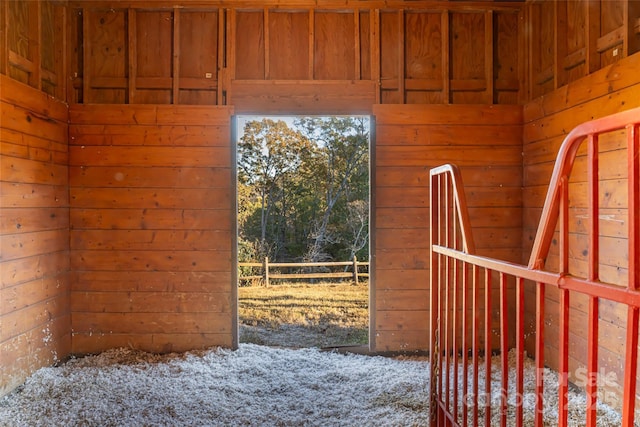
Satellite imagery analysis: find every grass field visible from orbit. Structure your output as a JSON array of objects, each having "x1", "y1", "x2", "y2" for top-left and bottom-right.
[{"x1": 238, "y1": 282, "x2": 369, "y2": 348}]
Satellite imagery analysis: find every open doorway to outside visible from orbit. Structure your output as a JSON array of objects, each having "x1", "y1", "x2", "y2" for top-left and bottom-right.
[{"x1": 235, "y1": 116, "x2": 371, "y2": 349}]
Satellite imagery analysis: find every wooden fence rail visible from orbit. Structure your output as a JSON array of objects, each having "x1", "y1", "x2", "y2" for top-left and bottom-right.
[{"x1": 239, "y1": 256, "x2": 369, "y2": 286}]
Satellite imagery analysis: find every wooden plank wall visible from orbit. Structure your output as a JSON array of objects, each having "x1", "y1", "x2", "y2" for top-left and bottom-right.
[
  {"x1": 0, "y1": 0, "x2": 67, "y2": 100},
  {"x1": 523, "y1": 52, "x2": 640, "y2": 413},
  {"x1": 66, "y1": 1, "x2": 523, "y2": 109},
  {"x1": 68, "y1": 105, "x2": 235, "y2": 354},
  {"x1": 372, "y1": 104, "x2": 523, "y2": 351},
  {"x1": 0, "y1": 75, "x2": 70, "y2": 396},
  {"x1": 526, "y1": 0, "x2": 640, "y2": 100}
]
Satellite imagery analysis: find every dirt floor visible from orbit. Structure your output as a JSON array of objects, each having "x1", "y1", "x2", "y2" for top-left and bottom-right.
[{"x1": 238, "y1": 282, "x2": 369, "y2": 348}]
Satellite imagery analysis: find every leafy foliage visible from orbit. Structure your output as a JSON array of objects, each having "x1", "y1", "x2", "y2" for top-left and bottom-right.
[{"x1": 237, "y1": 117, "x2": 369, "y2": 263}]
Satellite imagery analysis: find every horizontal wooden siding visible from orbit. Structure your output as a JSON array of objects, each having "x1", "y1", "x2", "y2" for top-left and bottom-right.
[{"x1": 69, "y1": 104, "x2": 235, "y2": 354}]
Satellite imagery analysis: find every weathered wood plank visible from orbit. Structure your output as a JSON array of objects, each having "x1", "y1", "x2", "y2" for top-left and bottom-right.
[
  {"x1": 0, "y1": 207, "x2": 68, "y2": 235},
  {"x1": 373, "y1": 104, "x2": 523, "y2": 125},
  {"x1": 0, "y1": 274, "x2": 68, "y2": 313},
  {"x1": 1, "y1": 229, "x2": 69, "y2": 262},
  {"x1": 70, "y1": 291, "x2": 231, "y2": 314},
  {"x1": 0, "y1": 296, "x2": 68, "y2": 342},
  {"x1": 69, "y1": 104, "x2": 233, "y2": 126},
  {"x1": 524, "y1": 52, "x2": 640, "y2": 122},
  {"x1": 230, "y1": 80, "x2": 375, "y2": 115},
  {"x1": 71, "y1": 230, "x2": 232, "y2": 251},
  {"x1": 69, "y1": 146, "x2": 230, "y2": 167},
  {"x1": 375, "y1": 124, "x2": 522, "y2": 147},
  {"x1": 375, "y1": 146, "x2": 522, "y2": 167},
  {"x1": 0, "y1": 183, "x2": 68, "y2": 208},
  {"x1": 69, "y1": 125, "x2": 229, "y2": 146},
  {"x1": 72, "y1": 271, "x2": 232, "y2": 293},
  {"x1": 0, "y1": 74, "x2": 67, "y2": 121},
  {"x1": 70, "y1": 332, "x2": 232, "y2": 355},
  {"x1": 70, "y1": 208, "x2": 231, "y2": 231},
  {"x1": 1, "y1": 252, "x2": 69, "y2": 289},
  {"x1": 377, "y1": 166, "x2": 523, "y2": 188},
  {"x1": 376, "y1": 289, "x2": 429, "y2": 311},
  {"x1": 69, "y1": 188, "x2": 231, "y2": 209},
  {"x1": 70, "y1": 250, "x2": 231, "y2": 272},
  {"x1": 71, "y1": 312, "x2": 232, "y2": 334},
  {"x1": 69, "y1": 166, "x2": 231, "y2": 189},
  {"x1": 0, "y1": 101, "x2": 67, "y2": 143},
  {"x1": 1, "y1": 156, "x2": 68, "y2": 186}
]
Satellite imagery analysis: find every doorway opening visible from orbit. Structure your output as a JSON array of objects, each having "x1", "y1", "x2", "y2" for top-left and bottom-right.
[{"x1": 235, "y1": 115, "x2": 371, "y2": 349}]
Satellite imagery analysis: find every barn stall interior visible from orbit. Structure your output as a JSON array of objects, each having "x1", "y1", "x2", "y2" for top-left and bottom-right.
[{"x1": 0, "y1": 0, "x2": 639, "y2": 425}]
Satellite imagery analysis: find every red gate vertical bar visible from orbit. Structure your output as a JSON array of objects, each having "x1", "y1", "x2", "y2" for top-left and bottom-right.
[
  {"x1": 444, "y1": 173, "x2": 451, "y2": 415},
  {"x1": 452, "y1": 200, "x2": 460, "y2": 423},
  {"x1": 586, "y1": 296, "x2": 599, "y2": 427},
  {"x1": 586, "y1": 132, "x2": 600, "y2": 427},
  {"x1": 484, "y1": 268, "x2": 492, "y2": 427},
  {"x1": 558, "y1": 289, "x2": 570, "y2": 427},
  {"x1": 453, "y1": 255, "x2": 460, "y2": 423},
  {"x1": 515, "y1": 277, "x2": 525, "y2": 427},
  {"x1": 558, "y1": 176, "x2": 570, "y2": 427},
  {"x1": 429, "y1": 172, "x2": 440, "y2": 424},
  {"x1": 462, "y1": 261, "x2": 470, "y2": 427},
  {"x1": 622, "y1": 122, "x2": 640, "y2": 426},
  {"x1": 535, "y1": 282, "x2": 545, "y2": 427},
  {"x1": 499, "y1": 272, "x2": 509, "y2": 427},
  {"x1": 472, "y1": 265, "x2": 480, "y2": 427}
]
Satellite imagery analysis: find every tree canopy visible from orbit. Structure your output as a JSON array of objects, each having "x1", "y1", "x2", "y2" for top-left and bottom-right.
[{"x1": 237, "y1": 116, "x2": 370, "y2": 263}]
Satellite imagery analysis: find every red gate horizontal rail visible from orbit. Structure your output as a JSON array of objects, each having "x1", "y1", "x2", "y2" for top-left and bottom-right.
[{"x1": 429, "y1": 106, "x2": 640, "y2": 427}]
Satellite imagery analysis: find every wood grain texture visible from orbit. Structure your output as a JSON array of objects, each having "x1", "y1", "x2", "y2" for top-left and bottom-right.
[
  {"x1": 372, "y1": 103, "x2": 523, "y2": 351},
  {"x1": 69, "y1": 104, "x2": 235, "y2": 354},
  {"x1": 0, "y1": 74, "x2": 70, "y2": 399}
]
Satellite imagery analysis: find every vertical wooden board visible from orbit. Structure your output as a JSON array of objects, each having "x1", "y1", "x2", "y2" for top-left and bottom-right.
[
  {"x1": 40, "y1": 2, "x2": 65, "y2": 99},
  {"x1": 234, "y1": 11, "x2": 264, "y2": 80},
  {"x1": 565, "y1": 0, "x2": 587, "y2": 83},
  {"x1": 180, "y1": 11, "x2": 218, "y2": 80},
  {"x1": 268, "y1": 11, "x2": 308, "y2": 80},
  {"x1": 87, "y1": 10, "x2": 126, "y2": 78},
  {"x1": 0, "y1": 0, "x2": 5, "y2": 75},
  {"x1": 86, "y1": 9, "x2": 126, "y2": 103},
  {"x1": 494, "y1": 12, "x2": 519, "y2": 100},
  {"x1": 601, "y1": 0, "x2": 624, "y2": 34},
  {"x1": 135, "y1": 11, "x2": 173, "y2": 104},
  {"x1": 7, "y1": 1, "x2": 29, "y2": 58},
  {"x1": 450, "y1": 12, "x2": 485, "y2": 104},
  {"x1": 7, "y1": 0, "x2": 30, "y2": 85},
  {"x1": 405, "y1": 12, "x2": 441, "y2": 81},
  {"x1": 451, "y1": 12, "x2": 485, "y2": 81},
  {"x1": 40, "y1": 1, "x2": 56, "y2": 75},
  {"x1": 380, "y1": 11, "x2": 399, "y2": 82},
  {"x1": 136, "y1": 11, "x2": 172, "y2": 78},
  {"x1": 69, "y1": 8, "x2": 82, "y2": 104},
  {"x1": 359, "y1": 10, "x2": 370, "y2": 80},
  {"x1": 314, "y1": 11, "x2": 355, "y2": 80},
  {"x1": 532, "y1": 1, "x2": 555, "y2": 98},
  {"x1": 566, "y1": 0, "x2": 586, "y2": 56}
]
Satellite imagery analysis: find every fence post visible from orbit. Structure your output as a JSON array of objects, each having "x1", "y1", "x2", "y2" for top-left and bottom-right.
[
  {"x1": 264, "y1": 256, "x2": 269, "y2": 287},
  {"x1": 353, "y1": 255, "x2": 359, "y2": 285}
]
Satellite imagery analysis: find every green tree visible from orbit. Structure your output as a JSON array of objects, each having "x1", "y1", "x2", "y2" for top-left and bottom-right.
[
  {"x1": 237, "y1": 118, "x2": 312, "y2": 260},
  {"x1": 295, "y1": 117, "x2": 369, "y2": 262},
  {"x1": 237, "y1": 116, "x2": 369, "y2": 264}
]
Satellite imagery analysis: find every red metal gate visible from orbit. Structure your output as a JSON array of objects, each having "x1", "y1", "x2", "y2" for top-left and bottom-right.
[{"x1": 429, "y1": 107, "x2": 640, "y2": 426}]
